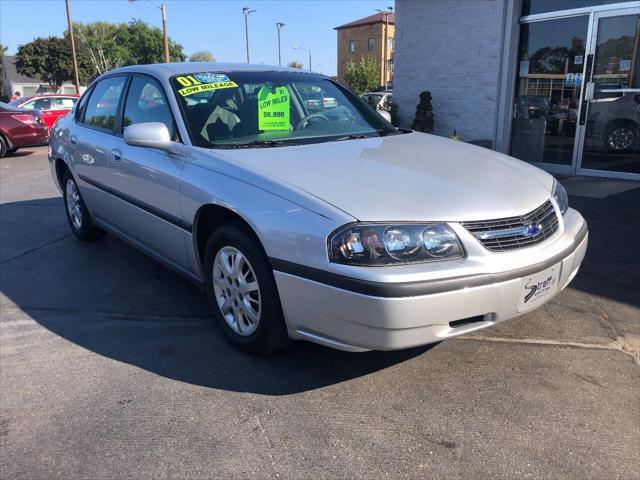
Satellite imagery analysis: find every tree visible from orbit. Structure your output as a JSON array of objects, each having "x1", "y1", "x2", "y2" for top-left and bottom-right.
[
  {"x1": 189, "y1": 50, "x2": 215, "y2": 62},
  {"x1": 117, "y1": 19, "x2": 185, "y2": 64},
  {"x1": 15, "y1": 36, "x2": 75, "y2": 90},
  {"x1": 343, "y1": 56, "x2": 379, "y2": 94},
  {"x1": 72, "y1": 22, "x2": 127, "y2": 76},
  {"x1": 287, "y1": 60, "x2": 304, "y2": 69}
]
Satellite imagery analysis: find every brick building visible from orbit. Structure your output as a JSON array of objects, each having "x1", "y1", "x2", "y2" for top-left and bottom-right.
[{"x1": 335, "y1": 12, "x2": 395, "y2": 89}]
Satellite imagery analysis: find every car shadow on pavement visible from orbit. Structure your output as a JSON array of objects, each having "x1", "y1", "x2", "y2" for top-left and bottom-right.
[
  {"x1": 566, "y1": 186, "x2": 640, "y2": 309},
  {"x1": 0, "y1": 197, "x2": 434, "y2": 395},
  {"x1": 4, "y1": 148, "x2": 40, "y2": 158}
]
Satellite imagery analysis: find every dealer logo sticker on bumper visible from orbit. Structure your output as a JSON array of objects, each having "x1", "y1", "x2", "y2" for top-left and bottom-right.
[{"x1": 517, "y1": 264, "x2": 560, "y2": 312}]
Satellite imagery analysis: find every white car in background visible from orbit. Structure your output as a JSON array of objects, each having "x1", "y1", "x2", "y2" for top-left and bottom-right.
[{"x1": 360, "y1": 91, "x2": 393, "y2": 110}]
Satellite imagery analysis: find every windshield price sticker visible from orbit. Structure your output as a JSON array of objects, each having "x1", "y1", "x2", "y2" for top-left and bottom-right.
[
  {"x1": 176, "y1": 73, "x2": 238, "y2": 97},
  {"x1": 258, "y1": 86, "x2": 290, "y2": 131}
]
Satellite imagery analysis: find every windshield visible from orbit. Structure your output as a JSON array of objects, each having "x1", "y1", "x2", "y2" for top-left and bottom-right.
[{"x1": 171, "y1": 71, "x2": 399, "y2": 148}]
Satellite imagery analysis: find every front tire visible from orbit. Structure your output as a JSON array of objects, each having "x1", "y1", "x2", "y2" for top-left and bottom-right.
[
  {"x1": 62, "y1": 171, "x2": 104, "y2": 241},
  {"x1": 0, "y1": 136, "x2": 7, "y2": 158},
  {"x1": 204, "y1": 225, "x2": 289, "y2": 354}
]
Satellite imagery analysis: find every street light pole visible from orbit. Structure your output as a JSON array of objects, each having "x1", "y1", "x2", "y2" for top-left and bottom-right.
[
  {"x1": 243, "y1": 7, "x2": 256, "y2": 63},
  {"x1": 65, "y1": 0, "x2": 80, "y2": 94},
  {"x1": 128, "y1": 0, "x2": 170, "y2": 63},
  {"x1": 276, "y1": 23, "x2": 285, "y2": 66},
  {"x1": 293, "y1": 46, "x2": 311, "y2": 71}
]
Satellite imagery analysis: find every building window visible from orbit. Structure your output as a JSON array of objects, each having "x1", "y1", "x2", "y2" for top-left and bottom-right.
[
  {"x1": 368, "y1": 38, "x2": 374, "y2": 52},
  {"x1": 349, "y1": 40, "x2": 356, "y2": 53},
  {"x1": 387, "y1": 37, "x2": 394, "y2": 52},
  {"x1": 522, "y1": 0, "x2": 621, "y2": 16}
]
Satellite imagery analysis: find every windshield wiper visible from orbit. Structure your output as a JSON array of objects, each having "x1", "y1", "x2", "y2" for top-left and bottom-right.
[
  {"x1": 334, "y1": 134, "x2": 370, "y2": 141},
  {"x1": 214, "y1": 140, "x2": 291, "y2": 149}
]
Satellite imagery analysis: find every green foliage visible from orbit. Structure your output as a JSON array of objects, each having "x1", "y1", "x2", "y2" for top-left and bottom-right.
[
  {"x1": 343, "y1": 56, "x2": 379, "y2": 95},
  {"x1": 16, "y1": 36, "x2": 76, "y2": 90},
  {"x1": 72, "y1": 22, "x2": 129, "y2": 75},
  {"x1": 15, "y1": 20, "x2": 187, "y2": 88},
  {"x1": 119, "y1": 19, "x2": 185, "y2": 65},
  {"x1": 189, "y1": 50, "x2": 215, "y2": 62},
  {"x1": 287, "y1": 60, "x2": 304, "y2": 69}
]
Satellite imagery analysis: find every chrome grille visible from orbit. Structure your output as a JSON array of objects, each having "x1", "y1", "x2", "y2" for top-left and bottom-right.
[{"x1": 462, "y1": 200, "x2": 559, "y2": 252}]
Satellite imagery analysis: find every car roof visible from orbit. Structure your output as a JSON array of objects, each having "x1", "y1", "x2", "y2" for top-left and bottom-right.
[
  {"x1": 106, "y1": 62, "x2": 321, "y2": 79},
  {"x1": 21, "y1": 94, "x2": 79, "y2": 99}
]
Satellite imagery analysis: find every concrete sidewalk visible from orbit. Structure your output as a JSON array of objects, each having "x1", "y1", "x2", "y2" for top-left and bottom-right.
[{"x1": 1, "y1": 147, "x2": 638, "y2": 479}]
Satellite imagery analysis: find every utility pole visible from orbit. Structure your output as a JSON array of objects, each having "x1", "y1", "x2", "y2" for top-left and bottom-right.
[
  {"x1": 276, "y1": 23, "x2": 285, "y2": 66},
  {"x1": 65, "y1": 0, "x2": 80, "y2": 94},
  {"x1": 161, "y1": 1, "x2": 169, "y2": 63},
  {"x1": 376, "y1": 6, "x2": 393, "y2": 90},
  {"x1": 243, "y1": 7, "x2": 256, "y2": 63}
]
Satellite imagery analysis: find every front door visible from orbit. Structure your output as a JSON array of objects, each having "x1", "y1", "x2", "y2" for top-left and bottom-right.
[
  {"x1": 103, "y1": 74, "x2": 189, "y2": 269},
  {"x1": 576, "y1": 7, "x2": 640, "y2": 179}
]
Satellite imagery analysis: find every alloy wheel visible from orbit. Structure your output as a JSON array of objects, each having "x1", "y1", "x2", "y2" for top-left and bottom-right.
[
  {"x1": 212, "y1": 246, "x2": 261, "y2": 336},
  {"x1": 607, "y1": 127, "x2": 634, "y2": 151},
  {"x1": 65, "y1": 178, "x2": 83, "y2": 230}
]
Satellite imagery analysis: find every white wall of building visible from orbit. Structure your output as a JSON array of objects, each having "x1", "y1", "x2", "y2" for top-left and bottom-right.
[{"x1": 394, "y1": 0, "x2": 515, "y2": 145}]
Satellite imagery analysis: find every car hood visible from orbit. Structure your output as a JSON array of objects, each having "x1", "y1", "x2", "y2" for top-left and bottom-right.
[{"x1": 214, "y1": 132, "x2": 554, "y2": 222}]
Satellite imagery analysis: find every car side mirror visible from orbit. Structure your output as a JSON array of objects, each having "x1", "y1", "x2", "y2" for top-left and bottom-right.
[
  {"x1": 124, "y1": 122, "x2": 175, "y2": 153},
  {"x1": 378, "y1": 110, "x2": 392, "y2": 123}
]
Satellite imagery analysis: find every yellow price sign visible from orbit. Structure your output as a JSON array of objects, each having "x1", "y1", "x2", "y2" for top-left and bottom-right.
[{"x1": 175, "y1": 73, "x2": 238, "y2": 97}]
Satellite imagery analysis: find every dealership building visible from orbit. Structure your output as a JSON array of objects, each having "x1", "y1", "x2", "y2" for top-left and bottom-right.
[{"x1": 393, "y1": 0, "x2": 640, "y2": 180}]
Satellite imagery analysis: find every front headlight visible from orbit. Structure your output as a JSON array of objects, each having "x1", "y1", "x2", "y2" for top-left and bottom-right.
[
  {"x1": 552, "y1": 179, "x2": 569, "y2": 215},
  {"x1": 329, "y1": 223, "x2": 464, "y2": 266}
]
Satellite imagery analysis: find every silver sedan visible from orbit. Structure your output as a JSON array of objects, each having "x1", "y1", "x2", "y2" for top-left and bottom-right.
[{"x1": 49, "y1": 63, "x2": 588, "y2": 354}]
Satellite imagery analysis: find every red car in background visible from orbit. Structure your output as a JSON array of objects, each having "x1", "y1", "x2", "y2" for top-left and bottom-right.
[
  {"x1": 0, "y1": 102, "x2": 48, "y2": 157},
  {"x1": 10, "y1": 93, "x2": 79, "y2": 129}
]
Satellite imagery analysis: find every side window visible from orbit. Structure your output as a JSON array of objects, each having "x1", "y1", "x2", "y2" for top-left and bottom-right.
[
  {"x1": 83, "y1": 76, "x2": 126, "y2": 131},
  {"x1": 33, "y1": 98, "x2": 52, "y2": 110},
  {"x1": 75, "y1": 90, "x2": 92, "y2": 122},
  {"x1": 53, "y1": 97, "x2": 76, "y2": 110},
  {"x1": 20, "y1": 100, "x2": 36, "y2": 110},
  {"x1": 122, "y1": 76, "x2": 175, "y2": 138}
]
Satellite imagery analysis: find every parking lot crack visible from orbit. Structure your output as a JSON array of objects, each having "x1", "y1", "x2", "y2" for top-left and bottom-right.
[
  {"x1": 458, "y1": 335, "x2": 640, "y2": 367},
  {"x1": 0, "y1": 234, "x2": 73, "y2": 264}
]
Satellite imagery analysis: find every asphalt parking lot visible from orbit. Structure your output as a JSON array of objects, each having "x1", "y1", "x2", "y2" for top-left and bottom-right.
[{"x1": 1, "y1": 146, "x2": 639, "y2": 479}]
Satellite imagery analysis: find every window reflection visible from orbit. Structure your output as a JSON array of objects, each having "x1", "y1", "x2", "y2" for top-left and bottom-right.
[{"x1": 511, "y1": 16, "x2": 589, "y2": 165}]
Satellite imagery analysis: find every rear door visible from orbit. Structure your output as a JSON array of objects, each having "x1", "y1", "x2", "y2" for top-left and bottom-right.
[
  {"x1": 101, "y1": 74, "x2": 189, "y2": 268},
  {"x1": 71, "y1": 75, "x2": 129, "y2": 218}
]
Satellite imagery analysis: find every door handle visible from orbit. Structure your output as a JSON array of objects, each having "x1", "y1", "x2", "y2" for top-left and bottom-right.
[
  {"x1": 110, "y1": 148, "x2": 123, "y2": 166},
  {"x1": 70, "y1": 135, "x2": 77, "y2": 145}
]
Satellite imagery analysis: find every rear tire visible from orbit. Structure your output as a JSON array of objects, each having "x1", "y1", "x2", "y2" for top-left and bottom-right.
[
  {"x1": 203, "y1": 224, "x2": 289, "y2": 354},
  {"x1": 62, "y1": 171, "x2": 105, "y2": 241},
  {"x1": 0, "y1": 136, "x2": 7, "y2": 158}
]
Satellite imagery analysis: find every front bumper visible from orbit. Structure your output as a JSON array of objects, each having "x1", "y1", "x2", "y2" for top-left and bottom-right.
[{"x1": 273, "y1": 210, "x2": 588, "y2": 352}]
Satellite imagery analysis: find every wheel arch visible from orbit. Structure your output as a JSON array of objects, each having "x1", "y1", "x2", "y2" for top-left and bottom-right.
[
  {"x1": 192, "y1": 203, "x2": 268, "y2": 271},
  {"x1": 54, "y1": 157, "x2": 71, "y2": 190}
]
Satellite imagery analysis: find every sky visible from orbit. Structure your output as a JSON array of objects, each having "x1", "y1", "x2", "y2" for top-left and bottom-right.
[{"x1": 0, "y1": 0, "x2": 394, "y2": 76}]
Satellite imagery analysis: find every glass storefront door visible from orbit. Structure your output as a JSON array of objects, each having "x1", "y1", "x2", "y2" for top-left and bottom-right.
[
  {"x1": 512, "y1": 2, "x2": 640, "y2": 180},
  {"x1": 578, "y1": 8, "x2": 640, "y2": 177},
  {"x1": 511, "y1": 15, "x2": 589, "y2": 166}
]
